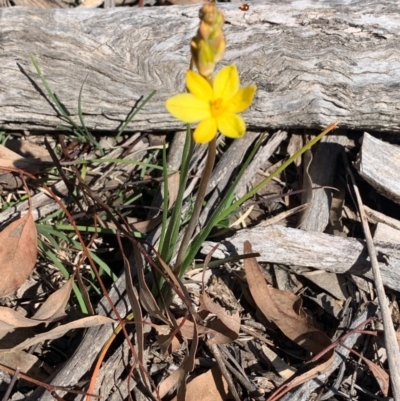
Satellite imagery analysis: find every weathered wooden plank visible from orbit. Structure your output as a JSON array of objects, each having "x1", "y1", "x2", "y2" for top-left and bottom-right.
[
  {"x1": 298, "y1": 134, "x2": 348, "y2": 231},
  {"x1": 1, "y1": 1, "x2": 400, "y2": 133},
  {"x1": 356, "y1": 132, "x2": 400, "y2": 204},
  {"x1": 201, "y1": 224, "x2": 400, "y2": 292}
]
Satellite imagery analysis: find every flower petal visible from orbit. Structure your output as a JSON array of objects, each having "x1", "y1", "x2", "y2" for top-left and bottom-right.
[
  {"x1": 166, "y1": 94, "x2": 211, "y2": 123},
  {"x1": 186, "y1": 70, "x2": 214, "y2": 101},
  {"x1": 225, "y1": 85, "x2": 257, "y2": 114},
  {"x1": 193, "y1": 117, "x2": 218, "y2": 144},
  {"x1": 213, "y1": 65, "x2": 240, "y2": 101},
  {"x1": 217, "y1": 113, "x2": 246, "y2": 139}
]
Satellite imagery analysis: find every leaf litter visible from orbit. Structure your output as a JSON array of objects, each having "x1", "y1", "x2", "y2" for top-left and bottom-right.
[
  {"x1": 1, "y1": 126, "x2": 400, "y2": 401},
  {"x1": 0, "y1": 210, "x2": 37, "y2": 298}
]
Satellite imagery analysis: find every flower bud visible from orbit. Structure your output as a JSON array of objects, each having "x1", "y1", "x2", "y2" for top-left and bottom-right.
[{"x1": 190, "y1": 4, "x2": 226, "y2": 79}]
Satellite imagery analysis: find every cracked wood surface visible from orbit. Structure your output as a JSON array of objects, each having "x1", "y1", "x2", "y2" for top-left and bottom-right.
[
  {"x1": 202, "y1": 224, "x2": 400, "y2": 292},
  {"x1": 1, "y1": 0, "x2": 400, "y2": 133}
]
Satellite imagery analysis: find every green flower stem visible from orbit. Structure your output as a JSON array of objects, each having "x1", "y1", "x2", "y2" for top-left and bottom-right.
[
  {"x1": 159, "y1": 125, "x2": 194, "y2": 264},
  {"x1": 178, "y1": 123, "x2": 337, "y2": 275},
  {"x1": 173, "y1": 136, "x2": 217, "y2": 275}
]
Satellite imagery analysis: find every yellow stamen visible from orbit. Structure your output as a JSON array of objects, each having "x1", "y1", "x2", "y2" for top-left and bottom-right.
[{"x1": 210, "y1": 98, "x2": 224, "y2": 118}]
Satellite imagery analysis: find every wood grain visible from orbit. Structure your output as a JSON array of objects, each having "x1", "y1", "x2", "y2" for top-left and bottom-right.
[
  {"x1": 356, "y1": 132, "x2": 400, "y2": 204},
  {"x1": 202, "y1": 224, "x2": 400, "y2": 292},
  {"x1": 1, "y1": 1, "x2": 400, "y2": 133}
]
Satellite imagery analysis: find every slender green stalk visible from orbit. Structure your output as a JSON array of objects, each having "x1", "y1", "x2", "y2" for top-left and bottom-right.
[
  {"x1": 179, "y1": 134, "x2": 264, "y2": 275},
  {"x1": 217, "y1": 123, "x2": 337, "y2": 223},
  {"x1": 158, "y1": 142, "x2": 170, "y2": 254},
  {"x1": 159, "y1": 125, "x2": 194, "y2": 263},
  {"x1": 179, "y1": 123, "x2": 336, "y2": 275},
  {"x1": 116, "y1": 90, "x2": 156, "y2": 138},
  {"x1": 173, "y1": 137, "x2": 216, "y2": 274}
]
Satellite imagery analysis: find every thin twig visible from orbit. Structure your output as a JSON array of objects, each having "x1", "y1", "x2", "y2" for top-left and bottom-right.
[
  {"x1": 208, "y1": 343, "x2": 241, "y2": 401},
  {"x1": 343, "y1": 151, "x2": 400, "y2": 400},
  {"x1": 1, "y1": 367, "x2": 20, "y2": 401}
]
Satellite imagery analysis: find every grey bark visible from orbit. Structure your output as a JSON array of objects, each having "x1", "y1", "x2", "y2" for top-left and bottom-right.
[
  {"x1": 298, "y1": 134, "x2": 348, "y2": 231},
  {"x1": 1, "y1": 0, "x2": 400, "y2": 133},
  {"x1": 356, "y1": 132, "x2": 400, "y2": 204},
  {"x1": 202, "y1": 224, "x2": 400, "y2": 292}
]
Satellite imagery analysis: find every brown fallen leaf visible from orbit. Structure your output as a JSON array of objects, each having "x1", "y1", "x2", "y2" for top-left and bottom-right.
[
  {"x1": 174, "y1": 317, "x2": 223, "y2": 341},
  {"x1": 0, "y1": 278, "x2": 73, "y2": 334},
  {"x1": 163, "y1": 172, "x2": 180, "y2": 210},
  {"x1": 4, "y1": 315, "x2": 115, "y2": 352},
  {"x1": 0, "y1": 144, "x2": 52, "y2": 173},
  {"x1": 0, "y1": 307, "x2": 45, "y2": 331},
  {"x1": 171, "y1": 366, "x2": 230, "y2": 401},
  {"x1": 348, "y1": 346, "x2": 389, "y2": 396},
  {"x1": 6, "y1": 139, "x2": 51, "y2": 159},
  {"x1": 244, "y1": 241, "x2": 332, "y2": 355},
  {"x1": 244, "y1": 241, "x2": 335, "y2": 399},
  {"x1": 154, "y1": 367, "x2": 186, "y2": 399},
  {"x1": 0, "y1": 211, "x2": 37, "y2": 297},
  {"x1": 32, "y1": 276, "x2": 74, "y2": 321},
  {"x1": 199, "y1": 292, "x2": 240, "y2": 345},
  {"x1": 261, "y1": 345, "x2": 297, "y2": 379}
]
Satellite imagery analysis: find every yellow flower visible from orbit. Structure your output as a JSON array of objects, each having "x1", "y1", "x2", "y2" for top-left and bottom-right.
[{"x1": 165, "y1": 65, "x2": 256, "y2": 144}]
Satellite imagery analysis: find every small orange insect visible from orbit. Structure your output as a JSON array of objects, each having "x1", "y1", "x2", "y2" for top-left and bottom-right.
[{"x1": 239, "y1": 3, "x2": 249, "y2": 11}]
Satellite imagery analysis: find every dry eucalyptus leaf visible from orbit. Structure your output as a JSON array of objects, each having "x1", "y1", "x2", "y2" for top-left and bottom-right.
[
  {"x1": 6, "y1": 139, "x2": 50, "y2": 159},
  {"x1": 244, "y1": 241, "x2": 332, "y2": 355},
  {"x1": 244, "y1": 241, "x2": 335, "y2": 400},
  {"x1": 261, "y1": 345, "x2": 297, "y2": 379},
  {"x1": 166, "y1": 172, "x2": 180, "y2": 210},
  {"x1": 352, "y1": 349, "x2": 389, "y2": 396},
  {"x1": 0, "y1": 211, "x2": 37, "y2": 297},
  {"x1": 155, "y1": 368, "x2": 185, "y2": 399},
  {"x1": 0, "y1": 307, "x2": 44, "y2": 331},
  {"x1": 0, "y1": 144, "x2": 27, "y2": 171},
  {"x1": 174, "y1": 318, "x2": 222, "y2": 341},
  {"x1": 199, "y1": 291, "x2": 240, "y2": 345},
  {"x1": 0, "y1": 144, "x2": 51, "y2": 173},
  {"x1": 32, "y1": 276, "x2": 74, "y2": 321},
  {"x1": 5, "y1": 315, "x2": 115, "y2": 352},
  {"x1": 171, "y1": 366, "x2": 230, "y2": 401}
]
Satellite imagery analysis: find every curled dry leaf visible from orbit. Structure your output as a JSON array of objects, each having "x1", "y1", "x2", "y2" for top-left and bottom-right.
[
  {"x1": 32, "y1": 276, "x2": 74, "y2": 321},
  {"x1": 349, "y1": 346, "x2": 389, "y2": 396},
  {"x1": 3, "y1": 315, "x2": 115, "y2": 352},
  {"x1": 154, "y1": 324, "x2": 183, "y2": 355},
  {"x1": 0, "y1": 211, "x2": 37, "y2": 297},
  {"x1": 243, "y1": 241, "x2": 335, "y2": 399},
  {"x1": 154, "y1": 367, "x2": 186, "y2": 399},
  {"x1": 363, "y1": 359, "x2": 389, "y2": 396},
  {"x1": 0, "y1": 277, "x2": 73, "y2": 336},
  {"x1": 0, "y1": 307, "x2": 45, "y2": 331}
]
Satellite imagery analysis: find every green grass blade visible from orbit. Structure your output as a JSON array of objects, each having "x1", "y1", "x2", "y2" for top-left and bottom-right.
[
  {"x1": 218, "y1": 123, "x2": 337, "y2": 223},
  {"x1": 159, "y1": 124, "x2": 194, "y2": 263},
  {"x1": 38, "y1": 241, "x2": 88, "y2": 314},
  {"x1": 116, "y1": 90, "x2": 157, "y2": 139},
  {"x1": 158, "y1": 141, "x2": 169, "y2": 254}
]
